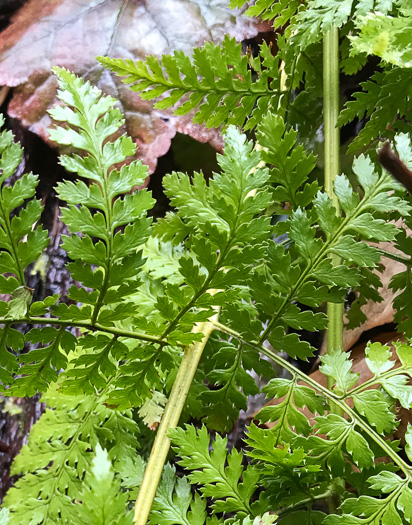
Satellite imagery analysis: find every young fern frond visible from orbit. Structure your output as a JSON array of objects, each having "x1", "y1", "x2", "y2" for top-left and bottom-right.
[
  {"x1": 75, "y1": 445, "x2": 133, "y2": 525},
  {"x1": 3, "y1": 370, "x2": 139, "y2": 524},
  {"x1": 99, "y1": 37, "x2": 284, "y2": 131}
]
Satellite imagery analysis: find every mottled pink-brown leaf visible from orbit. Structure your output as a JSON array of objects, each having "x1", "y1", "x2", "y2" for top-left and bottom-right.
[{"x1": 0, "y1": 0, "x2": 265, "y2": 172}]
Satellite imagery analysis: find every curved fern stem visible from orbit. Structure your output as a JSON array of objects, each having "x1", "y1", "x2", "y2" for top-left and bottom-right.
[{"x1": 134, "y1": 310, "x2": 219, "y2": 524}]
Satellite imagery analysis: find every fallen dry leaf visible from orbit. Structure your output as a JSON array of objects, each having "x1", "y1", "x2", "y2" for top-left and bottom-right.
[
  {"x1": 0, "y1": 0, "x2": 267, "y2": 172},
  {"x1": 343, "y1": 233, "x2": 410, "y2": 351}
]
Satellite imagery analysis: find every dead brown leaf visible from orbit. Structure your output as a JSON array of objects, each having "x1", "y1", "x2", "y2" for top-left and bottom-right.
[
  {"x1": 0, "y1": 0, "x2": 267, "y2": 171},
  {"x1": 343, "y1": 233, "x2": 410, "y2": 351}
]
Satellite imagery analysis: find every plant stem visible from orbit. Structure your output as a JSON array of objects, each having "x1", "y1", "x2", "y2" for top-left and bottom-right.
[
  {"x1": 377, "y1": 247, "x2": 412, "y2": 266},
  {"x1": 323, "y1": 25, "x2": 344, "y2": 511},
  {"x1": 0, "y1": 316, "x2": 164, "y2": 345},
  {"x1": 133, "y1": 314, "x2": 218, "y2": 525},
  {"x1": 323, "y1": 27, "x2": 343, "y2": 365},
  {"x1": 277, "y1": 490, "x2": 332, "y2": 517}
]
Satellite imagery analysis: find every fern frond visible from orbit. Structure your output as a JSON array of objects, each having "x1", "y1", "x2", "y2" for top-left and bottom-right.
[
  {"x1": 7, "y1": 327, "x2": 76, "y2": 396},
  {"x1": 99, "y1": 37, "x2": 284, "y2": 131},
  {"x1": 351, "y1": 6, "x2": 412, "y2": 68},
  {"x1": 0, "y1": 115, "x2": 50, "y2": 385},
  {"x1": 107, "y1": 125, "x2": 273, "y2": 410},
  {"x1": 256, "y1": 112, "x2": 319, "y2": 214},
  {"x1": 3, "y1": 376, "x2": 139, "y2": 524},
  {"x1": 323, "y1": 475, "x2": 412, "y2": 525},
  {"x1": 253, "y1": 152, "x2": 410, "y2": 357},
  {"x1": 245, "y1": 423, "x2": 331, "y2": 511},
  {"x1": 338, "y1": 68, "x2": 412, "y2": 154},
  {"x1": 170, "y1": 425, "x2": 265, "y2": 520},
  {"x1": 289, "y1": 342, "x2": 411, "y2": 476},
  {"x1": 17, "y1": 67, "x2": 156, "y2": 397},
  {"x1": 75, "y1": 445, "x2": 133, "y2": 525},
  {"x1": 257, "y1": 378, "x2": 327, "y2": 443},
  {"x1": 1, "y1": 68, "x2": 158, "y2": 397},
  {"x1": 0, "y1": 114, "x2": 48, "y2": 285},
  {"x1": 149, "y1": 464, "x2": 208, "y2": 525},
  {"x1": 49, "y1": 67, "x2": 154, "y2": 323},
  {"x1": 305, "y1": 344, "x2": 410, "y2": 477},
  {"x1": 147, "y1": 125, "x2": 272, "y2": 345},
  {"x1": 294, "y1": 0, "x2": 402, "y2": 49}
]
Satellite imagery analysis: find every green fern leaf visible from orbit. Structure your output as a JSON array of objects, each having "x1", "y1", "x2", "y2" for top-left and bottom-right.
[
  {"x1": 49, "y1": 67, "x2": 154, "y2": 325},
  {"x1": 0, "y1": 119, "x2": 49, "y2": 287},
  {"x1": 75, "y1": 444, "x2": 132, "y2": 525},
  {"x1": 149, "y1": 464, "x2": 207, "y2": 525},
  {"x1": 338, "y1": 69, "x2": 412, "y2": 154},
  {"x1": 257, "y1": 378, "x2": 326, "y2": 443},
  {"x1": 143, "y1": 126, "x2": 272, "y2": 348},
  {"x1": 351, "y1": 6, "x2": 412, "y2": 68},
  {"x1": 295, "y1": 0, "x2": 401, "y2": 49},
  {"x1": 320, "y1": 349, "x2": 359, "y2": 395},
  {"x1": 4, "y1": 377, "x2": 139, "y2": 524},
  {"x1": 0, "y1": 116, "x2": 51, "y2": 384},
  {"x1": 245, "y1": 423, "x2": 330, "y2": 512},
  {"x1": 170, "y1": 425, "x2": 261, "y2": 519},
  {"x1": 8, "y1": 327, "x2": 76, "y2": 397},
  {"x1": 295, "y1": 414, "x2": 374, "y2": 475},
  {"x1": 99, "y1": 37, "x2": 283, "y2": 131},
  {"x1": 324, "y1": 478, "x2": 412, "y2": 524},
  {"x1": 256, "y1": 113, "x2": 318, "y2": 213}
]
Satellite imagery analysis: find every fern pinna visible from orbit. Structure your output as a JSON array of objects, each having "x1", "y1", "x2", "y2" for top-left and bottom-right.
[{"x1": 0, "y1": 14, "x2": 412, "y2": 524}]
